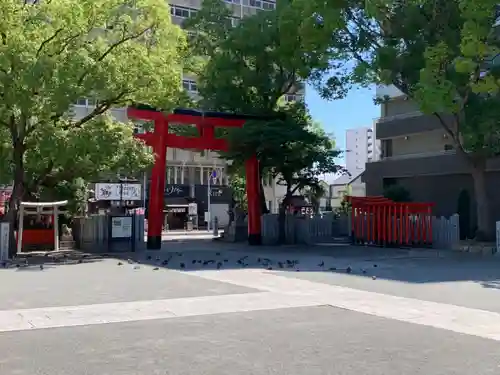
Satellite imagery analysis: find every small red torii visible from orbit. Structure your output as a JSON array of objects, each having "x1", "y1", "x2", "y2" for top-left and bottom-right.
[{"x1": 127, "y1": 105, "x2": 266, "y2": 249}]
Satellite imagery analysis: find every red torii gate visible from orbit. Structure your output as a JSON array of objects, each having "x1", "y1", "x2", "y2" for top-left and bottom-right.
[{"x1": 127, "y1": 106, "x2": 265, "y2": 249}]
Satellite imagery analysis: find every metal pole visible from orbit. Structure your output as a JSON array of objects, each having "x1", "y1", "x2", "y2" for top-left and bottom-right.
[
  {"x1": 142, "y1": 172, "x2": 147, "y2": 208},
  {"x1": 53, "y1": 206, "x2": 59, "y2": 252},
  {"x1": 207, "y1": 171, "x2": 211, "y2": 232}
]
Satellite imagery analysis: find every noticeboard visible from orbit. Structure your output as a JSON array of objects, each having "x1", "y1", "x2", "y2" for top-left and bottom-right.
[{"x1": 111, "y1": 216, "x2": 133, "y2": 238}]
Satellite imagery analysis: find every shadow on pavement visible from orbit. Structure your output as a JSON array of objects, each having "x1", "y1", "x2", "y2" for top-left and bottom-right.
[
  {"x1": 107, "y1": 238, "x2": 500, "y2": 288},
  {"x1": 3, "y1": 237, "x2": 500, "y2": 289}
]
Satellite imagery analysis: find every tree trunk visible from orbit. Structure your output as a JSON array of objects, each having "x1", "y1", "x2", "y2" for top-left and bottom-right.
[
  {"x1": 7, "y1": 138, "x2": 25, "y2": 257},
  {"x1": 258, "y1": 165, "x2": 268, "y2": 214},
  {"x1": 470, "y1": 164, "x2": 493, "y2": 241},
  {"x1": 278, "y1": 191, "x2": 291, "y2": 244},
  {"x1": 259, "y1": 180, "x2": 269, "y2": 214}
]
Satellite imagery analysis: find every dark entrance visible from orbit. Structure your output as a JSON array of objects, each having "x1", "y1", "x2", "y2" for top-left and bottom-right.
[{"x1": 164, "y1": 205, "x2": 188, "y2": 230}]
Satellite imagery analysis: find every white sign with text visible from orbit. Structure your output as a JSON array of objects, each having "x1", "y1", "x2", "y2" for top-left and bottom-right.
[{"x1": 95, "y1": 183, "x2": 142, "y2": 201}]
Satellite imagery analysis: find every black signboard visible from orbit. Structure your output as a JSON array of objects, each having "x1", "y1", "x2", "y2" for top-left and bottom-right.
[
  {"x1": 194, "y1": 185, "x2": 232, "y2": 203},
  {"x1": 164, "y1": 184, "x2": 190, "y2": 198}
]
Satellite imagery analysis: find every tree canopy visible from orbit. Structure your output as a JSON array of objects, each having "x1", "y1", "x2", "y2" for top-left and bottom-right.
[
  {"x1": 184, "y1": 1, "x2": 342, "y2": 222},
  {"x1": 284, "y1": 0, "x2": 500, "y2": 239},
  {"x1": 0, "y1": 0, "x2": 186, "y2": 212}
]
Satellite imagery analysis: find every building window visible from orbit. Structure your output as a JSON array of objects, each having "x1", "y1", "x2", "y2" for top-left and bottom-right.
[
  {"x1": 182, "y1": 79, "x2": 198, "y2": 94},
  {"x1": 170, "y1": 5, "x2": 197, "y2": 19},
  {"x1": 381, "y1": 139, "x2": 393, "y2": 158},
  {"x1": 224, "y1": 0, "x2": 241, "y2": 4},
  {"x1": 194, "y1": 167, "x2": 202, "y2": 185},
  {"x1": 166, "y1": 166, "x2": 175, "y2": 184},
  {"x1": 242, "y1": 0, "x2": 276, "y2": 10},
  {"x1": 383, "y1": 178, "x2": 398, "y2": 188},
  {"x1": 284, "y1": 94, "x2": 304, "y2": 102},
  {"x1": 228, "y1": 17, "x2": 239, "y2": 27},
  {"x1": 74, "y1": 98, "x2": 98, "y2": 107}
]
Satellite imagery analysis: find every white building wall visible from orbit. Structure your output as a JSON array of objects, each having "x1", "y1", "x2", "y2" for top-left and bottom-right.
[{"x1": 345, "y1": 127, "x2": 379, "y2": 174}]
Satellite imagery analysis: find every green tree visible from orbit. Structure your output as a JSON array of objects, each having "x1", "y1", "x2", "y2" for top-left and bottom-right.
[
  {"x1": 291, "y1": 0, "x2": 500, "y2": 239},
  {"x1": 183, "y1": 0, "x2": 337, "y2": 214},
  {"x1": 302, "y1": 181, "x2": 328, "y2": 213},
  {"x1": 223, "y1": 106, "x2": 342, "y2": 243},
  {"x1": 0, "y1": 0, "x2": 186, "y2": 253}
]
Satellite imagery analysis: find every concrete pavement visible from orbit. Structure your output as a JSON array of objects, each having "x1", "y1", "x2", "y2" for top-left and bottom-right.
[{"x1": 1, "y1": 242, "x2": 500, "y2": 374}]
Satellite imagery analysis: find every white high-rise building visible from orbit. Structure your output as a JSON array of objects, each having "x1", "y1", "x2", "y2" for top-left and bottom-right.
[{"x1": 345, "y1": 126, "x2": 380, "y2": 175}]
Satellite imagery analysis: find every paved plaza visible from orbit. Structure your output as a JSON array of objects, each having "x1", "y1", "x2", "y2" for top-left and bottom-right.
[{"x1": 1, "y1": 241, "x2": 500, "y2": 374}]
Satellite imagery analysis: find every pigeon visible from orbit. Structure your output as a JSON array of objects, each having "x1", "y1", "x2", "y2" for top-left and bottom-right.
[
  {"x1": 318, "y1": 261, "x2": 324, "y2": 267},
  {"x1": 180, "y1": 263, "x2": 185, "y2": 269},
  {"x1": 161, "y1": 256, "x2": 172, "y2": 266},
  {"x1": 217, "y1": 262, "x2": 222, "y2": 269},
  {"x1": 39, "y1": 264, "x2": 44, "y2": 270},
  {"x1": 133, "y1": 264, "x2": 140, "y2": 269},
  {"x1": 266, "y1": 266, "x2": 273, "y2": 271},
  {"x1": 127, "y1": 259, "x2": 134, "y2": 264},
  {"x1": 373, "y1": 264, "x2": 378, "y2": 268},
  {"x1": 155, "y1": 257, "x2": 161, "y2": 263},
  {"x1": 278, "y1": 262, "x2": 284, "y2": 268},
  {"x1": 346, "y1": 266, "x2": 352, "y2": 274},
  {"x1": 224, "y1": 259, "x2": 228, "y2": 263},
  {"x1": 296, "y1": 269, "x2": 300, "y2": 272},
  {"x1": 257, "y1": 258, "x2": 261, "y2": 263},
  {"x1": 192, "y1": 260, "x2": 197, "y2": 264},
  {"x1": 117, "y1": 262, "x2": 123, "y2": 266},
  {"x1": 372, "y1": 276, "x2": 377, "y2": 280},
  {"x1": 328, "y1": 267, "x2": 336, "y2": 271},
  {"x1": 146, "y1": 255, "x2": 152, "y2": 260},
  {"x1": 362, "y1": 269, "x2": 367, "y2": 274},
  {"x1": 153, "y1": 267, "x2": 159, "y2": 271},
  {"x1": 77, "y1": 259, "x2": 83, "y2": 264}
]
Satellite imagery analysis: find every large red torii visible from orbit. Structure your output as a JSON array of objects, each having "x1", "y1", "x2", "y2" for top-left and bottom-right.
[{"x1": 128, "y1": 105, "x2": 266, "y2": 249}]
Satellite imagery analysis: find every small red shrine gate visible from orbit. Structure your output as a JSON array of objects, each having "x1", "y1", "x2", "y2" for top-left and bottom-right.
[{"x1": 128, "y1": 106, "x2": 264, "y2": 249}]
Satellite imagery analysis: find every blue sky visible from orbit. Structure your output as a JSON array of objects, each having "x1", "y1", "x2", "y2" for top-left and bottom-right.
[{"x1": 305, "y1": 83, "x2": 379, "y2": 168}]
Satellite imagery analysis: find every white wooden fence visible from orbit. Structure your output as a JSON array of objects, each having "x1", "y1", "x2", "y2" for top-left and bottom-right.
[
  {"x1": 432, "y1": 214, "x2": 460, "y2": 249},
  {"x1": 261, "y1": 213, "x2": 348, "y2": 245},
  {"x1": 261, "y1": 213, "x2": 460, "y2": 248}
]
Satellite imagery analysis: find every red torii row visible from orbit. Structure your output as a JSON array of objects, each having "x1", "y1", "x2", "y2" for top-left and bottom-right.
[{"x1": 128, "y1": 105, "x2": 272, "y2": 249}]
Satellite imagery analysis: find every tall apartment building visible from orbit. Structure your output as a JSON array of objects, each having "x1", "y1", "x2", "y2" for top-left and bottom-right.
[
  {"x1": 73, "y1": 0, "x2": 299, "y2": 225},
  {"x1": 362, "y1": 84, "x2": 500, "y2": 225},
  {"x1": 345, "y1": 126, "x2": 379, "y2": 174}
]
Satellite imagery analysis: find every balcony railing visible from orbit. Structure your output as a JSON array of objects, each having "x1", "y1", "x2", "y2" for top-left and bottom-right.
[
  {"x1": 368, "y1": 149, "x2": 457, "y2": 162},
  {"x1": 376, "y1": 111, "x2": 423, "y2": 123}
]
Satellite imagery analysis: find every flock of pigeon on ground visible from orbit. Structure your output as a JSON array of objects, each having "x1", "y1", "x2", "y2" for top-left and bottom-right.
[
  {"x1": 1, "y1": 252, "x2": 92, "y2": 270},
  {"x1": 115, "y1": 252, "x2": 379, "y2": 280},
  {"x1": 0, "y1": 251, "x2": 378, "y2": 280}
]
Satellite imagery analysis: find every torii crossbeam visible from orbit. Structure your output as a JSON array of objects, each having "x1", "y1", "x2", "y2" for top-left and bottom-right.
[{"x1": 128, "y1": 106, "x2": 272, "y2": 249}]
